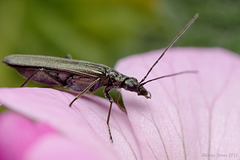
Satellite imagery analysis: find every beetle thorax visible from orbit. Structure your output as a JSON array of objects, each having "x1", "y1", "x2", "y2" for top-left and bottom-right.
[
  {"x1": 106, "y1": 69, "x2": 126, "y2": 87},
  {"x1": 106, "y1": 69, "x2": 151, "y2": 99}
]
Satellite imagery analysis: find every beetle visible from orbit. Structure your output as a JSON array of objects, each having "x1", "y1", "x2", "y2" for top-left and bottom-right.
[{"x1": 2, "y1": 14, "x2": 198, "y2": 142}]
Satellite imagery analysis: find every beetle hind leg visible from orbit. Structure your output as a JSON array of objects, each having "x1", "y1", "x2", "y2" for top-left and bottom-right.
[
  {"x1": 20, "y1": 68, "x2": 44, "y2": 87},
  {"x1": 20, "y1": 68, "x2": 66, "y2": 87},
  {"x1": 65, "y1": 54, "x2": 72, "y2": 59}
]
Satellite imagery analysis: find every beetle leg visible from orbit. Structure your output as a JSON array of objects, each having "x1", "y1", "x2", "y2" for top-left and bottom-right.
[
  {"x1": 65, "y1": 54, "x2": 72, "y2": 59},
  {"x1": 20, "y1": 68, "x2": 44, "y2": 87},
  {"x1": 69, "y1": 78, "x2": 100, "y2": 107},
  {"x1": 115, "y1": 90, "x2": 120, "y2": 104},
  {"x1": 104, "y1": 86, "x2": 114, "y2": 142},
  {"x1": 115, "y1": 90, "x2": 126, "y2": 112}
]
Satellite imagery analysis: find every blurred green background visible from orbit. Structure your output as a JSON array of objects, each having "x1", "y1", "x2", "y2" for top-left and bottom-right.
[{"x1": 0, "y1": 0, "x2": 239, "y2": 88}]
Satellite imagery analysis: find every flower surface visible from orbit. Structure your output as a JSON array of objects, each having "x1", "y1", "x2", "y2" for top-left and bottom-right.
[{"x1": 0, "y1": 47, "x2": 240, "y2": 160}]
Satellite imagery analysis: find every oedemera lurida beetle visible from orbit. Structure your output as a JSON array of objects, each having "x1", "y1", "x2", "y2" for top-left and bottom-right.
[{"x1": 2, "y1": 13, "x2": 199, "y2": 142}]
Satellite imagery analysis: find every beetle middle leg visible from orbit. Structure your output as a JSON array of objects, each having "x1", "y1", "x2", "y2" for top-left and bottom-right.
[
  {"x1": 69, "y1": 78, "x2": 100, "y2": 107},
  {"x1": 115, "y1": 90, "x2": 126, "y2": 112}
]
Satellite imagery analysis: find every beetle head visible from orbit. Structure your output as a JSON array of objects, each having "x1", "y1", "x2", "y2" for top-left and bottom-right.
[{"x1": 122, "y1": 77, "x2": 151, "y2": 99}]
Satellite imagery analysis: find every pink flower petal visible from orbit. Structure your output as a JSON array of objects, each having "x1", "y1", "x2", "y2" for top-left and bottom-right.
[
  {"x1": 0, "y1": 88, "x2": 135, "y2": 159},
  {"x1": 26, "y1": 131, "x2": 115, "y2": 160},
  {"x1": 115, "y1": 47, "x2": 240, "y2": 159},
  {"x1": 1, "y1": 47, "x2": 240, "y2": 160},
  {"x1": 0, "y1": 111, "x2": 119, "y2": 160},
  {"x1": 0, "y1": 111, "x2": 56, "y2": 160}
]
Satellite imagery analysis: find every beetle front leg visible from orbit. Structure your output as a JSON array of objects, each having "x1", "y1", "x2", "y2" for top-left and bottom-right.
[{"x1": 104, "y1": 86, "x2": 114, "y2": 142}]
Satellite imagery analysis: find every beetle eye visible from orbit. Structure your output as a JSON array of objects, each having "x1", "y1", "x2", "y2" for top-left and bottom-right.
[
  {"x1": 127, "y1": 82, "x2": 134, "y2": 88},
  {"x1": 123, "y1": 78, "x2": 138, "y2": 91}
]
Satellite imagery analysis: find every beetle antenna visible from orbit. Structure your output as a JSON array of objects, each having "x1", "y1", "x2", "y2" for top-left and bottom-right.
[
  {"x1": 140, "y1": 70, "x2": 197, "y2": 86},
  {"x1": 139, "y1": 13, "x2": 199, "y2": 84}
]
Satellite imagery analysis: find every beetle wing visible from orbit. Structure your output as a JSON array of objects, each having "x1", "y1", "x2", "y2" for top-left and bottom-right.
[
  {"x1": 3, "y1": 54, "x2": 110, "y2": 92},
  {"x1": 2, "y1": 54, "x2": 110, "y2": 78}
]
